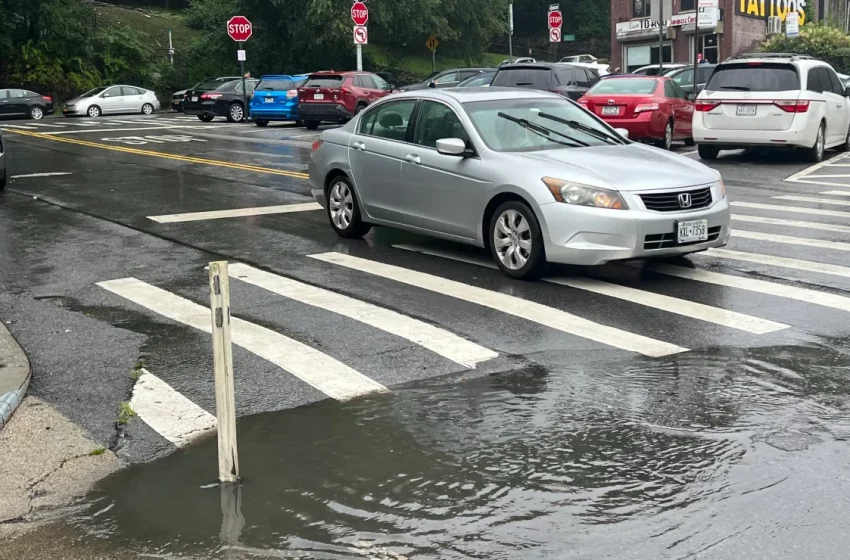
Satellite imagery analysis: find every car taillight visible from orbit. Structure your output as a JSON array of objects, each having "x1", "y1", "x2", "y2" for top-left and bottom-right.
[
  {"x1": 695, "y1": 101, "x2": 720, "y2": 112},
  {"x1": 200, "y1": 93, "x2": 223, "y2": 100},
  {"x1": 43, "y1": 96, "x2": 52, "y2": 102},
  {"x1": 312, "y1": 140, "x2": 323, "y2": 152},
  {"x1": 635, "y1": 103, "x2": 659, "y2": 113},
  {"x1": 773, "y1": 100, "x2": 810, "y2": 113},
  {"x1": 286, "y1": 90, "x2": 298, "y2": 99}
]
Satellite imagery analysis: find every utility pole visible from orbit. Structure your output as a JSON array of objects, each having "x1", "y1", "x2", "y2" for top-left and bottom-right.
[
  {"x1": 658, "y1": 0, "x2": 664, "y2": 72},
  {"x1": 508, "y1": 3, "x2": 514, "y2": 61}
]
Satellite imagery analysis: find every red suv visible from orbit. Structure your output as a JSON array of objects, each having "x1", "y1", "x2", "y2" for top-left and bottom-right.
[{"x1": 297, "y1": 71, "x2": 393, "y2": 129}]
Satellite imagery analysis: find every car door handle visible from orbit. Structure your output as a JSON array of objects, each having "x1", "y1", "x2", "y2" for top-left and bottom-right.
[
  {"x1": 352, "y1": 141, "x2": 366, "y2": 151},
  {"x1": 404, "y1": 154, "x2": 421, "y2": 164}
]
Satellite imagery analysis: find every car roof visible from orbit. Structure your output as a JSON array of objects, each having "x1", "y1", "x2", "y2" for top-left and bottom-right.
[
  {"x1": 497, "y1": 63, "x2": 587, "y2": 71},
  {"x1": 387, "y1": 87, "x2": 561, "y2": 103},
  {"x1": 259, "y1": 74, "x2": 309, "y2": 79},
  {"x1": 667, "y1": 64, "x2": 717, "y2": 73},
  {"x1": 720, "y1": 53, "x2": 826, "y2": 67},
  {"x1": 309, "y1": 70, "x2": 369, "y2": 76}
]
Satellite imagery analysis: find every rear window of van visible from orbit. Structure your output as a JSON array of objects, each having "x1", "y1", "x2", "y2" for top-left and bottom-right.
[{"x1": 706, "y1": 63, "x2": 799, "y2": 92}]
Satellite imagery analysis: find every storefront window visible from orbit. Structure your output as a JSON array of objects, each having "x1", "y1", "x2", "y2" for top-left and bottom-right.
[
  {"x1": 633, "y1": 0, "x2": 649, "y2": 18},
  {"x1": 680, "y1": 0, "x2": 695, "y2": 10},
  {"x1": 625, "y1": 43, "x2": 673, "y2": 73},
  {"x1": 691, "y1": 34, "x2": 719, "y2": 64}
]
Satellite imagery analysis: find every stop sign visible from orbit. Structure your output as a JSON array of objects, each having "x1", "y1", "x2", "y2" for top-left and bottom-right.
[
  {"x1": 351, "y1": 2, "x2": 369, "y2": 26},
  {"x1": 548, "y1": 10, "x2": 563, "y2": 29},
  {"x1": 227, "y1": 16, "x2": 252, "y2": 42}
]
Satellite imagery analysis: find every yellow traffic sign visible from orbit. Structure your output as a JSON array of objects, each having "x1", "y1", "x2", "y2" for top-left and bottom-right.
[{"x1": 426, "y1": 35, "x2": 439, "y2": 52}]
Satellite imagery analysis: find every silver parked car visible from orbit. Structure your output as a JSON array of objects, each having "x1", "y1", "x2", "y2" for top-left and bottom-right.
[
  {"x1": 309, "y1": 88, "x2": 731, "y2": 279},
  {"x1": 0, "y1": 128, "x2": 6, "y2": 190},
  {"x1": 63, "y1": 85, "x2": 161, "y2": 118}
]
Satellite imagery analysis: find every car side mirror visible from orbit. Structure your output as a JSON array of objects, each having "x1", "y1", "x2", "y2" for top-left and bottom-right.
[
  {"x1": 686, "y1": 92, "x2": 696, "y2": 101},
  {"x1": 614, "y1": 128, "x2": 629, "y2": 140},
  {"x1": 387, "y1": 84, "x2": 396, "y2": 91},
  {"x1": 102, "y1": 93, "x2": 110, "y2": 98},
  {"x1": 436, "y1": 138, "x2": 467, "y2": 156},
  {"x1": 428, "y1": 81, "x2": 436, "y2": 88}
]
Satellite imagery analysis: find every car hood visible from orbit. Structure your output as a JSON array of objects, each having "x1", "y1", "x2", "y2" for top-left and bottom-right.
[
  {"x1": 519, "y1": 144, "x2": 718, "y2": 192},
  {"x1": 66, "y1": 97, "x2": 86, "y2": 105}
]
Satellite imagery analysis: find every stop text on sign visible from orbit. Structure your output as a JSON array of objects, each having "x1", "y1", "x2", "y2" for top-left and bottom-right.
[
  {"x1": 351, "y1": 1, "x2": 369, "y2": 26},
  {"x1": 226, "y1": 16, "x2": 253, "y2": 42},
  {"x1": 548, "y1": 10, "x2": 563, "y2": 29}
]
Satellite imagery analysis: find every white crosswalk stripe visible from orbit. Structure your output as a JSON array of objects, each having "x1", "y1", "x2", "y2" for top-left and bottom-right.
[
  {"x1": 732, "y1": 229, "x2": 850, "y2": 252},
  {"x1": 309, "y1": 252, "x2": 688, "y2": 357},
  {"x1": 97, "y1": 278, "x2": 388, "y2": 401},
  {"x1": 393, "y1": 244, "x2": 788, "y2": 335},
  {"x1": 731, "y1": 201, "x2": 850, "y2": 219},
  {"x1": 731, "y1": 214, "x2": 850, "y2": 234},
  {"x1": 774, "y1": 195, "x2": 850, "y2": 207},
  {"x1": 130, "y1": 369, "x2": 216, "y2": 447},
  {"x1": 148, "y1": 203, "x2": 321, "y2": 223},
  {"x1": 635, "y1": 263, "x2": 850, "y2": 313},
  {"x1": 28, "y1": 122, "x2": 67, "y2": 128},
  {"x1": 229, "y1": 263, "x2": 497, "y2": 368},
  {"x1": 702, "y1": 248, "x2": 850, "y2": 279},
  {"x1": 821, "y1": 191, "x2": 850, "y2": 196}
]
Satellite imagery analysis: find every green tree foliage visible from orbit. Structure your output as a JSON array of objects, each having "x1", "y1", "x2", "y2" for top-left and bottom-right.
[{"x1": 761, "y1": 22, "x2": 850, "y2": 72}]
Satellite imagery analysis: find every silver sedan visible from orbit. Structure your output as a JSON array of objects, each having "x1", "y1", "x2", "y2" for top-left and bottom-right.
[
  {"x1": 309, "y1": 88, "x2": 730, "y2": 279},
  {"x1": 63, "y1": 85, "x2": 161, "y2": 118}
]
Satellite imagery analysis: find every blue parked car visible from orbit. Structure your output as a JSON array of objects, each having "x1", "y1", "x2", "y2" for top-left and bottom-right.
[{"x1": 249, "y1": 74, "x2": 310, "y2": 127}]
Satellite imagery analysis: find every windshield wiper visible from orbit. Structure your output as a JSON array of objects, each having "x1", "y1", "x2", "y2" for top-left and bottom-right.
[
  {"x1": 720, "y1": 85, "x2": 750, "y2": 90},
  {"x1": 497, "y1": 112, "x2": 589, "y2": 148},
  {"x1": 538, "y1": 112, "x2": 622, "y2": 145}
]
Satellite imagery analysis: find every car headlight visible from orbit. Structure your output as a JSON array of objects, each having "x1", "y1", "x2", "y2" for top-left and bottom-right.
[
  {"x1": 542, "y1": 177, "x2": 628, "y2": 210},
  {"x1": 718, "y1": 178, "x2": 726, "y2": 199}
]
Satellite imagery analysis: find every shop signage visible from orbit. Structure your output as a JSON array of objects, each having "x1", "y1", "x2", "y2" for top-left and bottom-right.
[
  {"x1": 736, "y1": 0, "x2": 807, "y2": 24},
  {"x1": 615, "y1": 13, "x2": 697, "y2": 35}
]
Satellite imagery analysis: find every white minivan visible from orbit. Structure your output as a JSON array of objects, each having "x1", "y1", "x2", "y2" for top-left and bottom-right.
[{"x1": 692, "y1": 53, "x2": 850, "y2": 162}]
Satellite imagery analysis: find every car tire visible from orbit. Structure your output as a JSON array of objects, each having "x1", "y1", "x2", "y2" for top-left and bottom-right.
[
  {"x1": 488, "y1": 201, "x2": 545, "y2": 280},
  {"x1": 698, "y1": 145, "x2": 719, "y2": 160},
  {"x1": 355, "y1": 103, "x2": 366, "y2": 115},
  {"x1": 805, "y1": 122, "x2": 826, "y2": 163},
  {"x1": 305, "y1": 120, "x2": 320, "y2": 130},
  {"x1": 226, "y1": 102, "x2": 245, "y2": 123},
  {"x1": 29, "y1": 106, "x2": 45, "y2": 120},
  {"x1": 0, "y1": 173, "x2": 6, "y2": 191},
  {"x1": 141, "y1": 103, "x2": 154, "y2": 115},
  {"x1": 87, "y1": 105, "x2": 102, "y2": 118},
  {"x1": 326, "y1": 176, "x2": 372, "y2": 239},
  {"x1": 684, "y1": 137, "x2": 696, "y2": 147},
  {"x1": 657, "y1": 120, "x2": 673, "y2": 150},
  {"x1": 198, "y1": 114, "x2": 214, "y2": 122},
  {"x1": 836, "y1": 124, "x2": 850, "y2": 153},
  {"x1": 255, "y1": 119, "x2": 268, "y2": 127}
]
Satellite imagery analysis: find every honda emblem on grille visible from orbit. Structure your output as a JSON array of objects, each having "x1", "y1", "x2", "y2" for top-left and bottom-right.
[{"x1": 678, "y1": 193, "x2": 692, "y2": 208}]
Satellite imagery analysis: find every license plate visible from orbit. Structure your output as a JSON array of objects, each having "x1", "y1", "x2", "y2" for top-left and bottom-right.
[
  {"x1": 191, "y1": 96, "x2": 198, "y2": 102},
  {"x1": 602, "y1": 106, "x2": 620, "y2": 116},
  {"x1": 314, "y1": 93, "x2": 324, "y2": 100},
  {"x1": 736, "y1": 104, "x2": 757, "y2": 116},
  {"x1": 677, "y1": 220, "x2": 709, "y2": 244},
  {"x1": 264, "y1": 97, "x2": 274, "y2": 103}
]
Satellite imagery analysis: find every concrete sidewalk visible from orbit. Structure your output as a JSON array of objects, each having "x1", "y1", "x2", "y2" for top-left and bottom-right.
[{"x1": 0, "y1": 322, "x2": 30, "y2": 429}]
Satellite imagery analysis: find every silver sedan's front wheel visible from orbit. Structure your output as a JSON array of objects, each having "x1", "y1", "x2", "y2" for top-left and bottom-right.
[
  {"x1": 326, "y1": 176, "x2": 371, "y2": 238},
  {"x1": 488, "y1": 201, "x2": 545, "y2": 279}
]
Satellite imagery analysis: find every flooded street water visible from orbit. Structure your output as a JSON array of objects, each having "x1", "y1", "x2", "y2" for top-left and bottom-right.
[{"x1": 35, "y1": 341, "x2": 848, "y2": 559}]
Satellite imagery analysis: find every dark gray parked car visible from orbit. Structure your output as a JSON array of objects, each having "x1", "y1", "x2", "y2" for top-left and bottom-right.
[
  {"x1": 490, "y1": 63, "x2": 601, "y2": 101},
  {"x1": 398, "y1": 68, "x2": 495, "y2": 92}
]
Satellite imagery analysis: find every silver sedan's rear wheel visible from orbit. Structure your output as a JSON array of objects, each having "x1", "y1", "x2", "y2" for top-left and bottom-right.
[
  {"x1": 488, "y1": 201, "x2": 545, "y2": 279},
  {"x1": 142, "y1": 103, "x2": 154, "y2": 115},
  {"x1": 87, "y1": 105, "x2": 101, "y2": 118},
  {"x1": 327, "y1": 176, "x2": 371, "y2": 238}
]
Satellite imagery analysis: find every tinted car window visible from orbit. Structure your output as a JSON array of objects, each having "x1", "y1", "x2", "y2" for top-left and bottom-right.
[
  {"x1": 372, "y1": 75, "x2": 390, "y2": 90},
  {"x1": 707, "y1": 63, "x2": 799, "y2": 92},
  {"x1": 360, "y1": 100, "x2": 417, "y2": 142},
  {"x1": 121, "y1": 87, "x2": 141, "y2": 96},
  {"x1": 103, "y1": 87, "x2": 122, "y2": 97},
  {"x1": 459, "y1": 73, "x2": 494, "y2": 87},
  {"x1": 492, "y1": 68, "x2": 553, "y2": 89},
  {"x1": 671, "y1": 69, "x2": 693, "y2": 86},
  {"x1": 358, "y1": 75, "x2": 378, "y2": 89},
  {"x1": 0, "y1": 90, "x2": 7, "y2": 99},
  {"x1": 670, "y1": 81, "x2": 687, "y2": 99},
  {"x1": 197, "y1": 79, "x2": 233, "y2": 90},
  {"x1": 826, "y1": 67, "x2": 844, "y2": 95},
  {"x1": 588, "y1": 78, "x2": 658, "y2": 94},
  {"x1": 574, "y1": 69, "x2": 590, "y2": 88},
  {"x1": 434, "y1": 72, "x2": 460, "y2": 85},
  {"x1": 256, "y1": 79, "x2": 297, "y2": 91},
  {"x1": 807, "y1": 68, "x2": 823, "y2": 93},
  {"x1": 414, "y1": 101, "x2": 469, "y2": 148},
  {"x1": 698, "y1": 66, "x2": 714, "y2": 83},
  {"x1": 664, "y1": 81, "x2": 676, "y2": 98},
  {"x1": 304, "y1": 76, "x2": 344, "y2": 88},
  {"x1": 8, "y1": 89, "x2": 26, "y2": 98},
  {"x1": 557, "y1": 68, "x2": 576, "y2": 85},
  {"x1": 587, "y1": 70, "x2": 600, "y2": 85}
]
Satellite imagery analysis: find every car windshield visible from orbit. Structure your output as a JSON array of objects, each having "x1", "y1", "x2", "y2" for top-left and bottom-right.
[
  {"x1": 588, "y1": 78, "x2": 657, "y2": 94},
  {"x1": 256, "y1": 79, "x2": 297, "y2": 91},
  {"x1": 80, "y1": 86, "x2": 108, "y2": 97},
  {"x1": 706, "y1": 63, "x2": 799, "y2": 92},
  {"x1": 465, "y1": 97, "x2": 619, "y2": 152}
]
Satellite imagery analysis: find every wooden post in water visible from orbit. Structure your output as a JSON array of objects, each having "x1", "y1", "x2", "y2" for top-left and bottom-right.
[{"x1": 209, "y1": 261, "x2": 239, "y2": 483}]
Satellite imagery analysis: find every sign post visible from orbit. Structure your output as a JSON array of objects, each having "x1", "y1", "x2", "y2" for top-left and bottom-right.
[
  {"x1": 351, "y1": 1, "x2": 368, "y2": 71},
  {"x1": 426, "y1": 35, "x2": 439, "y2": 72},
  {"x1": 548, "y1": 4, "x2": 562, "y2": 60},
  {"x1": 227, "y1": 16, "x2": 252, "y2": 122},
  {"x1": 508, "y1": 3, "x2": 514, "y2": 62}
]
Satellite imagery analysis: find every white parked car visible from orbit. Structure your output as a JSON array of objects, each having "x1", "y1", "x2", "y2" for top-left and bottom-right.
[
  {"x1": 693, "y1": 53, "x2": 850, "y2": 162},
  {"x1": 560, "y1": 54, "x2": 610, "y2": 75},
  {"x1": 63, "y1": 85, "x2": 161, "y2": 118}
]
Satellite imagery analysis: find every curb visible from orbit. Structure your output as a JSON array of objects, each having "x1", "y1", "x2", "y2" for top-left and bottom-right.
[{"x1": 0, "y1": 321, "x2": 31, "y2": 430}]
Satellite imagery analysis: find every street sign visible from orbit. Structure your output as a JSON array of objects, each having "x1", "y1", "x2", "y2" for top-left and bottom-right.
[
  {"x1": 549, "y1": 28, "x2": 561, "y2": 42},
  {"x1": 354, "y1": 25, "x2": 368, "y2": 45},
  {"x1": 426, "y1": 35, "x2": 439, "y2": 52},
  {"x1": 548, "y1": 10, "x2": 563, "y2": 29},
  {"x1": 786, "y1": 11, "x2": 799, "y2": 36},
  {"x1": 562, "y1": 34, "x2": 576, "y2": 41},
  {"x1": 697, "y1": 0, "x2": 718, "y2": 27},
  {"x1": 351, "y1": 1, "x2": 369, "y2": 26},
  {"x1": 237, "y1": 49, "x2": 246, "y2": 61},
  {"x1": 226, "y1": 16, "x2": 252, "y2": 42},
  {"x1": 549, "y1": 3, "x2": 560, "y2": 10}
]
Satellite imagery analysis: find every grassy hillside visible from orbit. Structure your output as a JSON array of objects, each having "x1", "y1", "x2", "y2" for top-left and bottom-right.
[
  {"x1": 364, "y1": 44, "x2": 506, "y2": 80},
  {"x1": 93, "y1": 3, "x2": 199, "y2": 55}
]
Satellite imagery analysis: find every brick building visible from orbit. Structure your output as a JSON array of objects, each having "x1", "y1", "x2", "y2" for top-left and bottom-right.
[{"x1": 609, "y1": 0, "x2": 809, "y2": 73}]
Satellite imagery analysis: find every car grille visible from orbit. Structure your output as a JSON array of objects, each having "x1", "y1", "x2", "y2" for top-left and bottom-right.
[
  {"x1": 639, "y1": 187, "x2": 713, "y2": 212},
  {"x1": 643, "y1": 226, "x2": 722, "y2": 250}
]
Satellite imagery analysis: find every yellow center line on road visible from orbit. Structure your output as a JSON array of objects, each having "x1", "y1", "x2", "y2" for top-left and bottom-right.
[{"x1": 2, "y1": 127, "x2": 310, "y2": 180}]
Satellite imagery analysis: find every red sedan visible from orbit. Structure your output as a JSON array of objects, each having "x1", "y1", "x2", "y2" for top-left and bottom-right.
[{"x1": 577, "y1": 75, "x2": 695, "y2": 150}]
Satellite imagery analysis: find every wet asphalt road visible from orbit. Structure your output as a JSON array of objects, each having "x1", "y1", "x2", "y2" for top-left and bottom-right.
[{"x1": 1, "y1": 112, "x2": 850, "y2": 559}]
